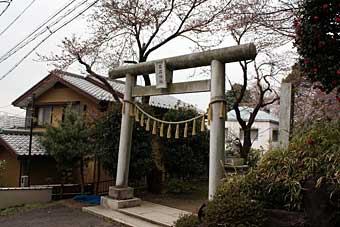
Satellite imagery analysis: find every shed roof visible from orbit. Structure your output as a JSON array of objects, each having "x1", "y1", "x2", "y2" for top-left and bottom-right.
[
  {"x1": 0, "y1": 129, "x2": 46, "y2": 156},
  {"x1": 227, "y1": 107, "x2": 279, "y2": 123}
]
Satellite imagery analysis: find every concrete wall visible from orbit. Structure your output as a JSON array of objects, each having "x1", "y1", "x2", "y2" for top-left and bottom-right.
[
  {"x1": 0, "y1": 187, "x2": 52, "y2": 209},
  {"x1": 225, "y1": 120, "x2": 279, "y2": 151}
]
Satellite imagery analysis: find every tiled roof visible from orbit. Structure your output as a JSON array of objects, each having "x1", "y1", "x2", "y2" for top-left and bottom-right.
[
  {"x1": 57, "y1": 71, "x2": 190, "y2": 109},
  {"x1": 13, "y1": 70, "x2": 193, "y2": 110},
  {"x1": 0, "y1": 129, "x2": 46, "y2": 156},
  {"x1": 60, "y1": 72, "x2": 119, "y2": 102},
  {"x1": 227, "y1": 107, "x2": 279, "y2": 123}
]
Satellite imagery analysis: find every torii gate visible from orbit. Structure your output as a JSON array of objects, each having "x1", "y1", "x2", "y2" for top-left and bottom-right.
[{"x1": 102, "y1": 44, "x2": 257, "y2": 209}]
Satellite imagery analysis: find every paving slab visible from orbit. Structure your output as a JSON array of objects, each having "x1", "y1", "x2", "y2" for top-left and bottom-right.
[
  {"x1": 83, "y1": 205, "x2": 162, "y2": 227},
  {"x1": 83, "y1": 201, "x2": 190, "y2": 227},
  {"x1": 119, "y1": 201, "x2": 190, "y2": 227}
]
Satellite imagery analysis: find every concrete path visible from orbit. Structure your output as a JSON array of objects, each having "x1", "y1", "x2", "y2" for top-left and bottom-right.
[{"x1": 83, "y1": 201, "x2": 190, "y2": 227}]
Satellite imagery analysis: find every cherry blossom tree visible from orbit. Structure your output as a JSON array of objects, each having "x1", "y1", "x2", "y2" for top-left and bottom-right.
[
  {"x1": 222, "y1": 0, "x2": 294, "y2": 161},
  {"x1": 40, "y1": 0, "x2": 231, "y2": 102}
]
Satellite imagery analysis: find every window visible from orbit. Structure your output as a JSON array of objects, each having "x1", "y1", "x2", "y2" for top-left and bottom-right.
[
  {"x1": 240, "y1": 128, "x2": 259, "y2": 141},
  {"x1": 37, "y1": 106, "x2": 52, "y2": 126},
  {"x1": 272, "y1": 129, "x2": 279, "y2": 142},
  {"x1": 71, "y1": 103, "x2": 80, "y2": 113},
  {"x1": 61, "y1": 103, "x2": 80, "y2": 122}
]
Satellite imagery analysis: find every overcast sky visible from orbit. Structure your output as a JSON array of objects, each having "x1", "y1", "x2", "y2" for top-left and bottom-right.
[{"x1": 0, "y1": 0, "x2": 290, "y2": 117}]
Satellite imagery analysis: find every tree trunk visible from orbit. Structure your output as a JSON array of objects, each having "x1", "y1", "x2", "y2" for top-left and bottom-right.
[
  {"x1": 96, "y1": 160, "x2": 101, "y2": 195},
  {"x1": 147, "y1": 136, "x2": 164, "y2": 193},
  {"x1": 60, "y1": 182, "x2": 64, "y2": 200},
  {"x1": 93, "y1": 156, "x2": 97, "y2": 194},
  {"x1": 80, "y1": 157, "x2": 85, "y2": 194},
  {"x1": 139, "y1": 56, "x2": 151, "y2": 104},
  {"x1": 240, "y1": 129, "x2": 252, "y2": 162}
]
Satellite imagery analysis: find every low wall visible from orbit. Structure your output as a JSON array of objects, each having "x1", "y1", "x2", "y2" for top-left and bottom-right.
[{"x1": 0, "y1": 186, "x2": 52, "y2": 209}]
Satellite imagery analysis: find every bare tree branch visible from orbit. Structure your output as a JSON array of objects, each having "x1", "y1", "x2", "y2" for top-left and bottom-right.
[{"x1": 76, "y1": 54, "x2": 121, "y2": 102}]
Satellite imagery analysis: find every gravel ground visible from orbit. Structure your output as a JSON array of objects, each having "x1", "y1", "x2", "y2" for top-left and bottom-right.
[{"x1": 0, "y1": 203, "x2": 122, "y2": 227}]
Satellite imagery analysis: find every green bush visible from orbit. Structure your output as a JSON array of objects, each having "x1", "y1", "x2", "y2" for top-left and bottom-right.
[
  {"x1": 176, "y1": 120, "x2": 340, "y2": 227},
  {"x1": 161, "y1": 106, "x2": 209, "y2": 180},
  {"x1": 247, "y1": 148, "x2": 263, "y2": 167},
  {"x1": 252, "y1": 119, "x2": 340, "y2": 210},
  {"x1": 0, "y1": 160, "x2": 5, "y2": 186},
  {"x1": 174, "y1": 214, "x2": 200, "y2": 227},
  {"x1": 0, "y1": 160, "x2": 5, "y2": 173},
  {"x1": 204, "y1": 176, "x2": 265, "y2": 227},
  {"x1": 93, "y1": 104, "x2": 152, "y2": 181},
  {"x1": 166, "y1": 179, "x2": 197, "y2": 194},
  {"x1": 41, "y1": 107, "x2": 92, "y2": 192}
]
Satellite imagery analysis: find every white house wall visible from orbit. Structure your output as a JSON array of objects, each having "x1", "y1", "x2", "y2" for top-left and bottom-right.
[{"x1": 225, "y1": 121, "x2": 279, "y2": 151}]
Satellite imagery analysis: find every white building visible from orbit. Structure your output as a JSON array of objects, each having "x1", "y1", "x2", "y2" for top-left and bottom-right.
[
  {"x1": 225, "y1": 107, "x2": 279, "y2": 151},
  {"x1": 0, "y1": 112, "x2": 25, "y2": 129}
]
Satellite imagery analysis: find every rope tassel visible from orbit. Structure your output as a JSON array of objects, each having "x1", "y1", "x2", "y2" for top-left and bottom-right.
[
  {"x1": 140, "y1": 113, "x2": 144, "y2": 127},
  {"x1": 184, "y1": 122, "x2": 188, "y2": 138},
  {"x1": 160, "y1": 122, "x2": 164, "y2": 137},
  {"x1": 175, "y1": 124, "x2": 180, "y2": 139},
  {"x1": 129, "y1": 103, "x2": 135, "y2": 117},
  {"x1": 219, "y1": 102, "x2": 225, "y2": 119},
  {"x1": 201, "y1": 115, "x2": 205, "y2": 132},
  {"x1": 146, "y1": 118, "x2": 150, "y2": 131},
  {"x1": 192, "y1": 119, "x2": 196, "y2": 136},
  {"x1": 121, "y1": 102, "x2": 125, "y2": 114},
  {"x1": 135, "y1": 108, "x2": 140, "y2": 122},
  {"x1": 128, "y1": 102, "x2": 213, "y2": 139},
  {"x1": 167, "y1": 124, "x2": 172, "y2": 139},
  {"x1": 208, "y1": 105, "x2": 212, "y2": 126},
  {"x1": 152, "y1": 120, "x2": 157, "y2": 135}
]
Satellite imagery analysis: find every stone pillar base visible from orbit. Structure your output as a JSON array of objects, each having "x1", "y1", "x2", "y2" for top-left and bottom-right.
[
  {"x1": 101, "y1": 196, "x2": 141, "y2": 210},
  {"x1": 109, "y1": 186, "x2": 134, "y2": 200}
]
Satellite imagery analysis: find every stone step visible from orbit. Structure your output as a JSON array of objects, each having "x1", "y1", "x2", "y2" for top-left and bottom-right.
[
  {"x1": 118, "y1": 201, "x2": 190, "y2": 227},
  {"x1": 83, "y1": 205, "x2": 163, "y2": 227},
  {"x1": 101, "y1": 196, "x2": 141, "y2": 210}
]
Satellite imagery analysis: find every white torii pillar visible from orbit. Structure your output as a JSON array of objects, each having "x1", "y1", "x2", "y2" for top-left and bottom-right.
[
  {"x1": 116, "y1": 74, "x2": 135, "y2": 188},
  {"x1": 101, "y1": 74, "x2": 140, "y2": 210},
  {"x1": 209, "y1": 60, "x2": 226, "y2": 200}
]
